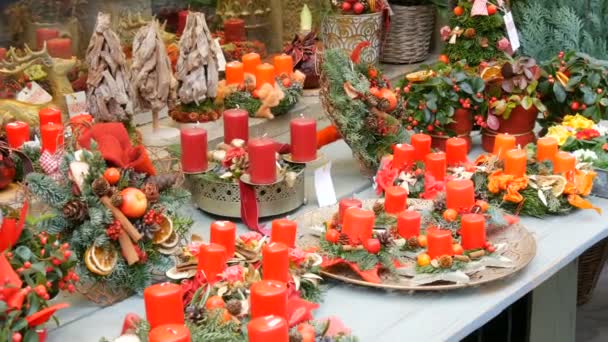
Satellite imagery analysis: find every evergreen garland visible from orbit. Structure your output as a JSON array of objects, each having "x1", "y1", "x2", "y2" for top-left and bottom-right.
[{"x1": 224, "y1": 82, "x2": 303, "y2": 117}]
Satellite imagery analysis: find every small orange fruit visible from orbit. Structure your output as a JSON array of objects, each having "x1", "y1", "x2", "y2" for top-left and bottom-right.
[
  {"x1": 417, "y1": 253, "x2": 431, "y2": 267},
  {"x1": 452, "y1": 244, "x2": 464, "y2": 255},
  {"x1": 298, "y1": 323, "x2": 316, "y2": 342},
  {"x1": 417, "y1": 235, "x2": 428, "y2": 247},
  {"x1": 438, "y1": 54, "x2": 450, "y2": 64},
  {"x1": 369, "y1": 86, "x2": 381, "y2": 97},
  {"x1": 379, "y1": 88, "x2": 398, "y2": 112},
  {"x1": 443, "y1": 208, "x2": 459, "y2": 222},
  {"x1": 103, "y1": 168, "x2": 121, "y2": 185},
  {"x1": 453, "y1": 6, "x2": 464, "y2": 16},
  {"x1": 476, "y1": 200, "x2": 489, "y2": 212},
  {"x1": 205, "y1": 295, "x2": 225, "y2": 310}
]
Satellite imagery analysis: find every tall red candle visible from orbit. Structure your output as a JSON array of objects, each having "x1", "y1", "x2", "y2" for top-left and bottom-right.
[
  {"x1": 224, "y1": 18, "x2": 246, "y2": 43},
  {"x1": 262, "y1": 242, "x2": 289, "y2": 283},
  {"x1": 250, "y1": 280, "x2": 288, "y2": 319},
  {"x1": 411, "y1": 133, "x2": 431, "y2": 162},
  {"x1": 40, "y1": 123, "x2": 64, "y2": 154},
  {"x1": 223, "y1": 109, "x2": 249, "y2": 143},
  {"x1": 446, "y1": 179, "x2": 475, "y2": 212},
  {"x1": 144, "y1": 283, "x2": 185, "y2": 328},
  {"x1": 504, "y1": 149, "x2": 527, "y2": 177},
  {"x1": 384, "y1": 186, "x2": 408, "y2": 214},
  {"x1": 197, "y1": 243, "x2": 227, "y2": 283},
  {"x1": 243, "y1": 53, "x2": 261, "y2": 75},
  {"x1": 397, "y1": 210, "x2": 421, "y2": 239},
  {"x1": 149, "y1": 324, "x2": 190, "y2": 342},
  {"x1": 210, "y1": 221, "x2": 236, "y2": 259},
  {"x1": 392, "y1": 143, "x2": 415, "y2": 170},
  {"x1": 271, "y1": 219, "x2": 297, "y2": 248},
  {"x1": 248, "y1": 137, "x2": 277, "y2": 184},
  {"x1": 460, "y1": 214, "x2": 486, "y2": 250},
  {"x1": 425, "y1": 152, "x2": 446, "y2": 181},
  {"x1": 36, "y1": 28, "x2": 59, "y2": 50},
  {"x1": 274, "y1": 54, "x2": 294, "y2": 77},
  {"x1": 338, "y1": 198, "x2": 362, "y2": 224},
  {"x1": 180, "y1": 128, "x2": 208, "y2": 173},
  {"x1": 5, "y1": 121, "x2": 30, "y2": 148},
  {"x1": 342, "y1": 207, "x2": 375, "y2": 244},
  {"x1": 177, "y1": 10, "x2": 189, "y2": 36},
  {"x1": 46, "y1": 38, "x2": 72, "y2": 59},
  {"x1": 248, "y1": 315, "x2": 289, "y2": 342},
  {"x1": 426, "y1": 227, "x2": 453, "y2": 259},
  {"x1": 446, "y1": 137, "x2": 468, "y2": 166},
  {"x1": 39, "y1": 107, "x2": 62, "y2": 125},
  {"x1": 290, "y1": 118, "x2": 317, "y2": 162}
]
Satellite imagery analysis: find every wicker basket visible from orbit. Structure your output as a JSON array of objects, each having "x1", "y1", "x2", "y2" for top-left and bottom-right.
[
  {"x1": 577, "y1": 238, "x2": 608, "y2": 305},
  {"x1": 76, "y1": 281, "x2": 132, "y2": 306},
  {"x1": 381, "y1": 5, "x2": 436, "y2": 64}
]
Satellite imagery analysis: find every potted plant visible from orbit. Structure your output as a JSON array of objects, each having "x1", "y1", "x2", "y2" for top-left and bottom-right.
[
  {"x1": 480, "y1": 56, "x2": 547, "y2": 152},
  {"x1": 399, "y1": 62, "x2": 486, "y2": 150}
]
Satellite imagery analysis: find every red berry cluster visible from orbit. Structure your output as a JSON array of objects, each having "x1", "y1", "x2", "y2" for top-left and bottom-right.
[
  {"x1": 106, "y1": 219, "x2": 123, "y2": 240},
  {"x1": 58, "y1": 270, "x2": 79, "y2": 293},
  {"x1": 484, "y1": 241, "x2": 496, "y2": 254},
  {"x1": 144, "y1": 209, "x2": 164, "y2": 225},
  {"x1": 341, "y1": 0, "x2": 366, "y2": 14},
  {"x1": 459, "y1": 97, "x2": 472, "y2": 109},
  {"x1": 474, "y1": 115, "x2": 487, "y2": 128},
  {"x1": 133, "y1": 244, "x2": 148, "y2": 264}
]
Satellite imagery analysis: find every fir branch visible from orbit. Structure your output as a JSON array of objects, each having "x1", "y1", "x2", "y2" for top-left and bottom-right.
[
  {"x1": 25, "y1": 173, "x2": 71, "y2": 207},
  {"x1": 300, "y1": 279, "x2": 324, "y2": 303}
]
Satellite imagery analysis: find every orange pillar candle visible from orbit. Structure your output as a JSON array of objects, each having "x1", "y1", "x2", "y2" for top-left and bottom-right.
[
  {"x1": 504, "y1": 149, "x2": 527, "y2": 177},
  {"x1": 197, "y1": 243, "x2": 227, "y2": 283},
  {"x1": 460, "y1": 214, "x2": 486, "y2": 250},
  {"x1": 397, "y1": 210, "x2": 421, "y2": 239},
  {"x1": 342, "y1": 207, "x2": 375, "y2": 244},
  {"x1": 425, "y1": 152, "x2": 446, "y2": 181},
  {"x1": 392, "y1": 143, "x2": 415, "y2": 170},
  {"x1": 411, "y1": 133, "x2": 431, "y2": 162},
  {"x1": 46, "y1": 38, "x2": 72, "y2": 59},
  {"x1": 384, "y1": 186, "x2": 408, "y2": 214},
  {"x1": 338, "y1": 198, "x2": 362, "y2": 224},
  {"x1": 144, "y1": 283, "x2": 185, "y2": 328},
  {"x1": 255, "y1": 63, "x2": 276, "y2": 89},
  {"x1": 5, "y1": 121, "x2": 30, "y2": 148},
  {"x1": 243, "y1": 53, "x2": 261, "y2": 75},
  {"x1": 446, "y1": 179, "x2": 475, "y2": 212},
  {"x1": 537, "y1": 136, "x2": 558, "y2": 162},
  {"x1": 250, "y1": 280, "x2": 288, "y2": 319},
  {"x1": 553, "y1": 151, "x2": 576, "y2": 175},
  {"x1": 210, "y1": 221, "x2": 236, "y2": 259},
  {"x1": 226, "y1": 61, "x2": 245, "y2": 85},
  {"x1": 426, "y1": 227, "x2": 453, "y2": 259},
  {"x1": 39, "y1": 107, "x2": 62, "y2": 125},
  {"x1": 274, "y1": 54, "x2": 293, "y2": 77},
  {"x1": 248, "y1": 315, "x2": 289, "y2": 342},
  {"x1": 40, "y1": 123, "x2": 64, "y2": 154},
  {"x1": 446, "y1": 137, "x2": 468, "y2": 166},
  {"x1": 493, "y1": 134, "x2": 516, "y2": 159},
  {"x1": 149, "y1": 324, "x2": 190, "y2": 342},
  {"x1": 270, "y1": 219, "x2": 297, "y2": 248},
  {"x1": 262, "y1": 242, "x2": 289, "y2": 283}
]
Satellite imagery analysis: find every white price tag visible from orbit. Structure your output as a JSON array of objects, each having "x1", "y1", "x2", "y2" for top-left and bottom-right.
[
  {"x1": 65, "y1": 91, "x2": 88, "y2": 117},
  {"x1": 16, "y1": 81, "x2": 52, "y2": 104},
  {"x1": 503, "y1": 12, "x2": 520, "y2": 51},
  {"x1": 314, "y1": 162, "x2": 337, "y2": 208},
  {"x1": 214, "y1": 38, "x2": 227, "y2": 72}
]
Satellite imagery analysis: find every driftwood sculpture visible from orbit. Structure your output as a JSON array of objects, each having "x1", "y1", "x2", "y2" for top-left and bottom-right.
[
  {"x1": 131, "y1": 20, "x2": 177, "y2": 131},
  {"x1": 85, "y1": 13, "x2": 134, "y2": 122},
  {"x1": 118, "y1": 12, "x2": 176, "y2": 46},
  {"x1": 175, "y1": 12, "x2": 220, "y2": 105}
]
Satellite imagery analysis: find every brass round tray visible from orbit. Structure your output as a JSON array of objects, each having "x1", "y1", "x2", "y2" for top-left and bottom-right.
[{"x1": 293, "y1": 199, "x2": 536, "y2": 291}]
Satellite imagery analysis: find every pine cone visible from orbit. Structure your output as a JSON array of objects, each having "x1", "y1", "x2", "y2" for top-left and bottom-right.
[
  {"x1": 226, "y1": 299, "x2": 242, "y2": 316},
  {"x1": 433, "y1": 192, "x2": 447, "y2": 212},
  {"x1": 338, "y1": 233, "x2": 350, "y2": 245},
  {"x1": 407, "y1": 236, "x2": 420, "y2": 249},
  {"x1": 186, "y1": 306, "x2": 205, "y2": 324},
  {"x1": 376, "y1": 230, "x2": 393, "y2": 246},
  {"x1": 141, "y1": 182, "x2": 160, "y2": 203},
  {"x1": 147, "y1": 173, "x2": 179, "y2": 191},
  {"x1": 377, "y1": 97, "x2": 390, "y2": 112},
  {"x1": 373, "y1": 202, "x2": 385, "y2": 216},
  {"x1": 110, "y1": 192, "x2": 123, "y2": 207},
  {"x1": 136, "y1": 221, "x2": 160, "y2": 240},
  {"x1": 464, "y1": 28, "x2": 476, "y2": 39},
  {"x1": 62, "y1": 200, "x2": 88, "y2": 222},
  {"x1": 92, "y1": 177, "x2": 110, "y2": 197},
  {"x1": 438, "y1": 255, "x2": 453, "y2": 269},
  {"x1": 365, "y1": 94, "x2": 379, "y2": 107},
  {"x1": 289, "y1": 330, "x2": 303, "y2": 342}
]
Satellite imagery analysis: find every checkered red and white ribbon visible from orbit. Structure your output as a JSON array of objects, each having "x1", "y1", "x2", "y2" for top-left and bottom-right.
[{"x1": 39, "y1": 150, "x2": 63, "y2": 181}]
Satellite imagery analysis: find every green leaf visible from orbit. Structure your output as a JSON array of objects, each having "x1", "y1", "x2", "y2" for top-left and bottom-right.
[
  {"x1": 566, "y1": 75, "x2": 583, "y2": 90},
  {"x1": 427, "y1": 99, "x2": 437, "y2": 111},
  {"x1": 460, "y1": 82, "x2": 474, "y2": 95},
  {"x1": 23, "y1": 329, "x2": 40, "y2": 342},
  {"x1": 600, "y1": 98, "x2": 608, "y2": 106},
  {"x1": 553, "y1": 83, "x2": 567, "y2": 103},
  {"x1": 583, "y1": 91, "x2": 597, "y2": 105},
  {"x1": 0, "y1": 301, "x2": 7, "y2": 313},
  {"x1": 521, "y1": 96, "x2": 534, "y2": 110},
  {"x1": 14, "y1": 246, "x2": 33, "y2": 261},
  {"x1": 588, "y1": 73, "x2": 601, "y2": 88}
]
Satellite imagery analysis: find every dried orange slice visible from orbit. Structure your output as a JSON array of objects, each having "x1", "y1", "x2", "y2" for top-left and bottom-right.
[
  {"x1": 153, "y1": 215, "x2": 174, "y2": 245},
  {"x1": 480, "y1": 66, "x2": 503, "y2": 82},
  {"x1": 85, "y1": 245, "x2": 117, "y2": 276},
  {"x1": 160, "y1": 231, "x2": 180, "y2": 249},
  {"x1": 406, "y1": 70, "x2": 434, "y2": 83}
]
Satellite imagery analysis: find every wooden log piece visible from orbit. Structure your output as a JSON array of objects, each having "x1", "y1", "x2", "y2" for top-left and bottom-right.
[{"x1": 118, "y1": 230, "x2": 140, "y2": 265}]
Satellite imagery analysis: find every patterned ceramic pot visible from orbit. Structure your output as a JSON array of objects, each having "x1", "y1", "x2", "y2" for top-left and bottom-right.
[{"x1": 321, "y1": 12, "x2": 383, "y2": 64}]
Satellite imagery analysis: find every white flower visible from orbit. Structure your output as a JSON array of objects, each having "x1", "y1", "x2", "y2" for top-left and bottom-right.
[
  {"x1": 573, "y1": 149, "x2": 598, "y2": 162},
  {"x1": 593, "y1": 123, "x2": 608, "y2": 137}
]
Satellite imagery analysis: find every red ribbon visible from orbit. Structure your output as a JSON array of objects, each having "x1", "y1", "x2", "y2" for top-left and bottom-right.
[{"x1": 421, "y1": 174, "x2": 445, "y2": 200}]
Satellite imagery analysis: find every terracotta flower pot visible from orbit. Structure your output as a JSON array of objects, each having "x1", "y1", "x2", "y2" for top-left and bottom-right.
[
  {"x1": 431, "y1": 108, "x2": 473, "y2": 151},
  {"x1": 482, "y1": 106, "x2": 538, "y2": 152}
]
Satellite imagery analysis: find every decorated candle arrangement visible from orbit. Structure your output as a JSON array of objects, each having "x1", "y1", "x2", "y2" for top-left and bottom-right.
[
  {"x1": 338, "y1": 198, "x2": 363, "y2": 223},
  {"x1": 249, "y1": 280, "x2": 288, "y2": 319},
  {"x1": 460, "y1": 214, "x2": 486, "y2": 250},
  {"x1": 40, "y1": 122, "x2": 64, "y2": 154},
  {"x1": 426, "y1": 227, "x2": 454, "y2": 259},
  {"x1": 262, "y1": 242, "x2": 290, "y2": 283},
  {"x1": 46, "y1": 38, "x2": 72, "y2": 59},
  {"x1": 384, "y1": 186, "x2": 408, "y2": 214},
  {"x1": 270, "y1": 218, "x2": 297, "y2": 248},
  {"x1": 223, "y1": 108, "x2": 249, "y2": 143},
  {"x1": 225, "y1": 61, "x2": 245, "y2": 85},
  {"x1": 255, "y1": 63, "x2": 276, "y2": 89},
  {"x1": 411, "y1": 133, "x2": 431, "y2": 162},
  {"x1": 536, "y1": 136, "x2": 558, "y2": 162},
  {"x1": 341, "y1": 207, "x2": 374, "y2": 244},
  {"x1": 274, "y1": 54, "x2": 294, "y2": 77},
  {"x1": 553, "y1": 151, "x2": 576, "y2": 175},
  {"x1": 493, "y1": 134, "x2": 516, "y2": 159},
  {"x1": 210, "y1": 221, "x2": 237, "y2": 258},
  {"x1": 243, "y1": 52, "x2": 262, "y2": 75},
  {"x1": 247, "y1": 137, "x2": 277, "y2": 184},
  {"x1": 144, "y1": 283, "x2": 185, "y2": 329},
  {"x1": 290, "y1": 117, "x2": 317, "y2": 162},
  {"x1": 504, "y1": 149, "x2": 527, "y2": 178},
  {"x1": 149, "y1": 324, "x2": 191, "y2": 342},
  {"x1": 446, "y1": 180, "x2": 475, "y2": 212},
  {"x1": 425, "y1": 152, "x2": 447, "y2": 181},
  {"x1": 392, "y1": 143, "x2": 415, "y2": 170},
  {"x1": 39, "y1": 107, "x2": 62, "y2": 125},
  {"x1": 445, "y1": 137, "x2": 468, "y2": 166},
  {"x1": 5, "y1": 121, "x2": 30, "y2": 148},
  {"x1": 397, "y1": 210, "x2": 421, "y2": 239},
  {"x1": 247, "y1": 315, "x2": 289, "y2": 342},
  {"x1": 197, "y1": 243, "x2": 227, "y2": 283},
  {"x1": 180, "y1": 127, "x2": 208, "y2": 173}
]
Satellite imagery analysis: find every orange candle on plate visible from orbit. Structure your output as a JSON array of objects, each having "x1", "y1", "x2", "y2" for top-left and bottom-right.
[
  {"x1": 504, "y1": 149, "x2": 527, "y2": 177},
  {"x1": 149, "y1": 324, "x2": 190, "y2": 342},
  {"x1": 144, "y1": 283, "x2": 185, "y2": 328},
  {"x1": 248, "y1": 315, "x2": 289, "y2": 342},
  {"x1": 553, "y1": 151, "x2": 576, "y2": 175},
  {"x1": 342, "y1": 207, "x2": 375, "y2": 244},
  {"x1": 226, "y1": 61, "x2": 245, "y2": 85},
  {"x1": 270, "y1": 219, "x2": 297, "y2": 248},
  {"x1": 425, "y1": 152, "x2": 446, "y2": 181},
  {"x1": 210, "y1": 221, "x2": 236, "y2": 258},
  {"x1": 537, "y1": 136, "x2": 558, "y2": 162},
  {"x1": 397, "y1": 210, "x2": 420, "y2": 239},
  {"x1": 197, "y1": 243, "x2": 227, "y2": 283},
  {"x1": 446, "y1": 137, "x2": 468, "y2": 166},
  {"x1": 426, "y1": 227, "x2": 453, "y2": 259},
  {"x1": 493, "y1": 134, "x2": 516, "y2": 159},
  {"x1": 446, "y1": 179, "x2": 475, "y2": 212},
  {"x1": 39, "y1": 107, "x2": 62, "y2": 125},
  {"x1": 274, "y1": 54, "x2": 293, "y2": 76},
  {"x1": 460, "y1": 214, "x2": 486, "y2": 250},
  {"x1": 384, "y1": 186, "x2": 407, "y2": 214},
  {"x1": 338, "y1": 198, "x2": 362, "y2": 224},
  {"x1": 262, "y1": 242, "x2": 289, "y2": 283},
  {"x1": 5, "y1": 121, "x2": 30, "y2": 148},
  {"x1": 255, "y1": 63, "x2": 275, "y2": 89},
  {"x1": 392, "y1": 143, "x2": 415, "y2": 170},
  {"x1": 250, "y1": 280, "x2": 288, "y2": 319},
  {"x1": 411, "y1": 133, "x2": 431, "y2": 162},
  {"x1": 243, "y1": 52, "x2": 261, "y2": 75},
  {"x1": 40, "y1": 123, "x2": 64, "y2": 154}
]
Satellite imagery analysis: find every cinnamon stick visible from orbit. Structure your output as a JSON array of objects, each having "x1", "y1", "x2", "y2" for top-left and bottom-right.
[
  {"x1": 100, "y1": 196, "x2": 143, "y2": 241},
  {"x1": 118, "y1": 230, "x2": 139, "y2": 265}
]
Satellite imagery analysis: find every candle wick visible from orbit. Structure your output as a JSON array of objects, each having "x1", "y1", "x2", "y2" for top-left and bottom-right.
[{"x1": 168, "y1": 328, "x2": 178, "y2": 335}]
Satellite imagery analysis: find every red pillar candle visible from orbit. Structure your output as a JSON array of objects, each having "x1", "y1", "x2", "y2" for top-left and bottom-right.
[
  {"x1": 39, "y1": 107, "x2": 62, "y2": 125},
  {"x1": 493, "y1": 134, "x2": 516, "y2": 160},
  {"x1": 271, "y1": 219, "x2": 297, "y2": 248},
  {"x1": 197, "y1": 243, "x2": 227, "y2": 283},
  {"x1": 425, "y1": 152, "x2": 446, "y2": 181},
  {"x1": 250, "y1": 280, "x2": 288, "y2": 319},
  {"x1": 0, "y1": 48, "x2": 6, "y2": 61},
  {"x1": 338, "y1": 198, "x2": 362, "y2": 224},
  {"x1": 180, "y1": 128, "x2": 208, "y2": 173},
  {"x1": 290, "y1": 117, "x2": 317, "y2": 162},
  {"x1": 397, "y1": 210, "x2": 421, "y2": 239},
  {"x1": 248, "y1": 315, "x2": 289, "y2": 342},
  {"x1": 210, "y1": 221, "x2": 236, "y2": 259},
  {"x1": 262, "y1": 242, "x2": 289, "y2": 283},
  {"x1": 411, "y1": 133, "x2": 431, "y2": 162},
  {"x1": 392, "y1": 143, "x2": 415, "y2": 170},
  {"x1": 255, "y1": 63, "x2": 276, "y2": 90},
  {"x1": 384, "y1": 186, "x2": 408, "y2": 214},
  {"x1": 342, "y1": 207, "x2": 375, "y2": 244},
  {"x1": 177, "y1": 10, "x2": 189, "y2": 36},
  {"x1": 553, "y1": 151, "x2": 576, "y2": 175},
  {"x1": 149, "y1": 324, "x2": 190, "y2": 342},
  {"x1": 426, "y1": 227, "x2": 454, "y2": 259},
  {"x1": 5, "y1": 121, "x2": 30, "y2": 148},
  {"x1": 242, "y1": 53, "x2": 261, "y2": 76},
  {"x1": 274, "y1": 54, "x2": 293, "y2": 77},
  {"x1": 46, "y1": 38, "x2": 72, "y2": 59},
  {"x1": 40, "y1": 123, "x2": 64, "y2": 154},
  {"x1": 446, "y1": 179, "x2": 475, "y2": 212},
  {"x1": 36, "y1": 28, "x2": 59, "y2": 50},
  {"x1": 446, "y1": 137, "x2": 468, "y2": 166},
  {"x1": 224, "y1": 18, "x2": 246, "y2": 43},
  {"x1": 248, "y1": 137, "x2": 277, "y2": 184},
  {"x1": 226, "y1": 61, "x2": 245, "y2": 85},
  {"x1": 223, "y1": 108, "x2": 249, "y2": 144},
  {"x1": 144, "y1": 283, "x2": 185, "y2": 329},
  {"x1": 537, "y1": 136, "x2": 558, "y2": 163},
  {"x1": 504, "y1": 149, "x2": 527, "y2": 177},
  {"x1": 460, "y1": 214, "x2": 486, "y2": 250}
]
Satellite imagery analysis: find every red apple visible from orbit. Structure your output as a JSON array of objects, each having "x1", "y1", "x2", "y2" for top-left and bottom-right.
[
  {"x1": 119, "y1": 188, "x2": 148, "y2": 218},
  {"x1": 341, "y1": 1, "x2": 352, "y2": 12},
  {"x1": 364, "y1": 238, "x2": 381, "y2": 254},
  {"x1": 353, "y1": 2, "x2": 365, "y2": 14}
]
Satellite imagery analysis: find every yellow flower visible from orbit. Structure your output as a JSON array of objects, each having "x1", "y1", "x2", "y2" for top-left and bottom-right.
[
  {"x1": 562, "y1": 114, "x2": 595, "y2": 130},
  {"x1": 547, "y1": 125, "x2": 574, "y2": 145}
]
